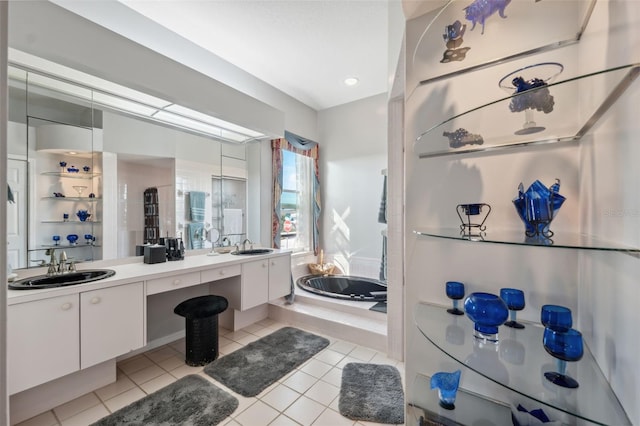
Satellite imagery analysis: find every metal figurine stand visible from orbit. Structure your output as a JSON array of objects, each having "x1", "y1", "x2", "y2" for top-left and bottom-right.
[{"x1": 456, "y1": 203, "x2": 491, "y2": 237}]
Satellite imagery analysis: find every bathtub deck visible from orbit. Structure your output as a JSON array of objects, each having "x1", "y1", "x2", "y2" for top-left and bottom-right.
[{"x1": 268, "y1": 288, "x2": 387, "y2": 352}]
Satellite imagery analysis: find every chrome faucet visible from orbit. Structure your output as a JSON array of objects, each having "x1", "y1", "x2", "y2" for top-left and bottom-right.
[
  {"x1": 241, "y1": 238, "x2": 252, "y2": 251},
  {"x1": 45, "y1": 248, "x2": 74, "y2": 276},
  {"x1": 45, "y1": 248, "x2": 59, "y2": 276}
]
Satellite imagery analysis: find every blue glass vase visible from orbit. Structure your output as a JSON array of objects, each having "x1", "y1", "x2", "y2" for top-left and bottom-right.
[
  {"x1": 464, "y1": 292, "x2": 509, "y2": 342},
  {"x1": 513, "y1": 179, "x2": 565, "y2": 238},
  {"x1": 430, "y1": 370, "x2": 461, "y2": 410}
]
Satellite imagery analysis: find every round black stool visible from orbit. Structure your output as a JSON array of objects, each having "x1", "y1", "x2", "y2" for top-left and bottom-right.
[{"x1": 174, "y1": 295, "x2": 228, "y2": 366}]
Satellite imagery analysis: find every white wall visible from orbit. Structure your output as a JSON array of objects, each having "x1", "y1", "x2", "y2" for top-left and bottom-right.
[
  {"x1": 318, "y1": 93, "x2": 388, "y2": 278},
  {"x1": 404, "y1": 1, "x2": 639, "y2": 424},
  {"x1": 1, "y1": 2, "x2": 9, "y2": 421}
]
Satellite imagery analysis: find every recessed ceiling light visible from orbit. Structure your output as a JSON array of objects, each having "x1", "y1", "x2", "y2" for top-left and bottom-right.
[{"x1": 344, "y1": 77, "x2": 359, "y2": 86}]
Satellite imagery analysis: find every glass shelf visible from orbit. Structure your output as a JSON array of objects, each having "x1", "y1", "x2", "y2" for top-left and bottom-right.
[
  {"x1": 413, "y1": 302, "x2": 630, "y2": 425},
  {"x1": 414, "y1": 64, "x2": 640, "y2": 158},
  {"x1": 413, "y1": 228, "x2": 640, "y2": 253},
  {"x1": 41, "y1": 171, "x2": 101, "y2": 179},
  {"x1": 410, "y1": 0, "x2": 596, "y2": 86},
  {"x1": 409, "y1": 373, "x2": 511, "y2": 425},
  {"x1": 30, "y1": 244, "x2": 101, "y2": 250},
  {"x1": 42, "y1": 197, "x2": 101, "y2": 202},
  {"x1": 41, "y1": 221, "x2": 101, "y2": 224}
]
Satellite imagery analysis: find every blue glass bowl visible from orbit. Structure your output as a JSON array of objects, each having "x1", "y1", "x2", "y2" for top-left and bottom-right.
[
  {"x1": 430, "y1": 370, "x2": 461, "y2": 410},
  {"x1": 541, "y1": 304, "x2": 572, "y2": 332},
  {"x1": 513, "y1": 179, "x2": 565, "y2": 238},
  {"x1": 464, "y1": 292, "x2": 509, "y2": 342},
  {"x1": 66, "y1": 234, "x2": 78, "y2": 245}
]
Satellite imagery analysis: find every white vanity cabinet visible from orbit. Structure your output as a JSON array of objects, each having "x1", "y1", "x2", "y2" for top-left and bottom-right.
[
  {"x1": 268, "y1": 255, "x2": 291, "y2": 300},
  {"x1": 240, "y1": 259, "x2": 270, "y2": 310},
  {"x1": 8, "y1": 294, "x2": 80, "y2": 394},
  {"x1": 80, "y1": 282, "x2": 145, "y2": 369}
]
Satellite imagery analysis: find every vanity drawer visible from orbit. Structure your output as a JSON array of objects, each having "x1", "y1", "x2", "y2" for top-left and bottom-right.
[
  {"x1": 146, "y1": 272, "x2": 201, "y2": 295},
  {"x1": 201, "y1": 264, "x2": 242, "y2": 283}
]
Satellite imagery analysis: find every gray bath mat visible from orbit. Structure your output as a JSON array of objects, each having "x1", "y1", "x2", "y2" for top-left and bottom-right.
[
  {"x1": 204, "y1": 326, "x2": 329, "y2": 397},
  {"x1": 339, "y1": 362, "x2": 405, "y2": 424},
  {"x1": 91, "y1": 374, "x2": 238, "y2": 426}
]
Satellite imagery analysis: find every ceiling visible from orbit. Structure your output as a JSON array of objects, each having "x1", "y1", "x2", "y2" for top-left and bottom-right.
[{"x1": 66, "y1": 0, "x2": 396, "y2": 111}]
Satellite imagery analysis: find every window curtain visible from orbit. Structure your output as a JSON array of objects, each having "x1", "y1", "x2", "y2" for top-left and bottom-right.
[{"x1": 271, "y1": 131, "x2": 320, "y2": 254}]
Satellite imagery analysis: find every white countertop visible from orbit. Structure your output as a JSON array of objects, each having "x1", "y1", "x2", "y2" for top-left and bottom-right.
[{"x1": 7, "y1": 249, "x2": 291, "y2": 305}]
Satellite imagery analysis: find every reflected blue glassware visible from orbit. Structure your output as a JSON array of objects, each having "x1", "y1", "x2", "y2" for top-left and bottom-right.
[
  {"x1": 464, "y1": 292, "x2": 509, "y2": 342},
  {"x1": 84, "y1": 234, "x2": 93, "y2": 244},
  {"x1": 66, "y1": 234, "x2": 78, "y2": 245},
  {"x1": 52, "y1": 235, "x2": 60, "y2": 246},
  {"x1": 446, "y1": 281, "x2": 465, "y2": 315},
  {"x1": 76, "y1": 210, "x2": 91, "y2": 222},
  {"x1": 541, "y1": 304, "x2": 572, "y2": 332},
  {"x1": 430, "y1": 370, "x2": 461, "y2": 410},
  {"x1": 543, "y1": 327, "x2": 584, "y2": 388},
  {"x1": 83, "y1": 166, "x2": 91, "y2": 173},
  {"x1": 513, "y1": 179, "x2": 565, "y2": 238},
  {"x1": 500, "y1": 288, "x2": 525, "y2": 329}
]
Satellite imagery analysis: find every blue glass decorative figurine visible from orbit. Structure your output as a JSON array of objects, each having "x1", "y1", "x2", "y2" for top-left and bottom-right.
[
  {"x1": 446, "y1": 281, "x2": 465, "y2": 315},
  {"x1": 500, "y1": 288, "x2": 525, "y2": 329},
  {"x1": 543, "y1": 327, "x2": 584, "y2": 388},
  {"x1": 430, "y1": 370, "x2": 462, "y2": 410},
  {"x1": 443, "y1": 20, "x2": 466, "y2": 49},
  {"x1": 443, "y1": 128, "x2": 484, "y2": 148},
  {"x1": 513, "y1": 179, "x2": 565, "y2": 239},
  {"x1": 464, "y1": 292, "x2": 509, "y2": 342},
  {"x1": 541, "y1": 304, "x2": 572, "y2": 332},
  {"x1": 464, "y1": 0, "x2": 511, "y2": 35}
]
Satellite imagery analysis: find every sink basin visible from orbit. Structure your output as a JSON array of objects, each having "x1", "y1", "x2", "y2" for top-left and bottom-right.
[
  {"x1": 8, "y1": 269, "x2": 116, "y2": 290},
  {"x1": 231, "y1": 248, "x2": 274, "y2": 255}
]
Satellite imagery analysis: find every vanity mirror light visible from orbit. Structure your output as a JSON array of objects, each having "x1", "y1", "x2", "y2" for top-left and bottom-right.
[{"x1": 7, "y1": 60, "x2": 263, "y2": 270}]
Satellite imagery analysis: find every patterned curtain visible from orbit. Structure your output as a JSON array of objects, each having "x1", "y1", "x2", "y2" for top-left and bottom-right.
[{"x1": 271, "y1": 133, "x2": 320, "y2": 254}]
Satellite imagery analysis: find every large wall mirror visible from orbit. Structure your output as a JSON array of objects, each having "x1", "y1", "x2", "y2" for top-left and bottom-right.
[{"x1": 7, "y1": 63, "x2": 258, "y2": 270}]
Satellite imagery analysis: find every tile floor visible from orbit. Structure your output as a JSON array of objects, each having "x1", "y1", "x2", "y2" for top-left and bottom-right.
[{"x1": 15, "y1": 318, "x2": 405, "y2": 426}]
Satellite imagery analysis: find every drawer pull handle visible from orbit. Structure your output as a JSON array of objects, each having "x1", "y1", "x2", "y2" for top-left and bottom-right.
[
  {"x1": 90, "y1": 297, "x2": 101, "y2": 305},
  {"x1": 173, "y1": 279, "x2": 181, "y2": 286},
  {"x1": 61, "y1": 302, "x2": 72, "y2": 311}
]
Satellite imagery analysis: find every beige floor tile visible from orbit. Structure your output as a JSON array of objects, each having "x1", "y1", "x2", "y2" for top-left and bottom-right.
[
  {"x1": 236, "y1": 333, "x2": 261, "y2": 345},
  {"x1": 281, "y1": 371, "x2": 318, "y2": 394},
  {"x1": 225, "y1": 329, "x2": 251, "y2": 342},
  {"x1": 145, "y1": 345, "x2": 180, "y2": 363},
  {"x1": 95, "y1": 374, "x2": 136, "y2": 402},
  {"x1": 127, "y1": 364, "x2": 166, "y2": 385},
  {"x1": 169, "y1": 363, "x2": 204, "y2": 379},
  {"x1": 103, "y1": 387, "x2": 146, "y2": 413},
  {"x1": 336, "y1": 355, "x2": 361, "y2": 369},
  {"x1": 304, "y1": 380, "x2": 340, "y2": 406},
  {"x1": 53, "y1": 392, "x2": 101, "y2": 421},
  {"x1": 284, "y1": 395, "x2": 325, "y2": 426},
  {"x1": 261, "y1": 384, "x2": 301, "y2": 412},
  {"x1": 220, "y1": 341, "x2": 243, "y2": 355},
  {"x1": 269, "y1": 414, "x2": 301, "y2": 425},
  {"x1": 329, "y1": 340, "x2": 357, "y2": 355},
  {"x1": 59, "y1": 405, "x2": 110, "y2": 426},
  {"x1": 299, "y1": 359, "x2": 332, "y2": 379},
  {"x1": 313, "y1": 349, "x2": 345, "y2": 366},
  {"x1": 219, "y1": 327, "x2": 232, "y2": 336},
  {"x1": 15, "y1": 410, "x2": 59, "y2": 426},
  {"x1": 348, "y1": 346, "x2": 376, "y2": 362},
  {"x1": 242, "y1": 322, "x2": 265, "y2": 334},
  {"x1": 139, "y1": 372, "x2": 177, "y2": 394},
  {"x1": 157, "y1": 354, "x2": 187, "y2": 371},
  {"x1": 224, "y1": 418, "x2": 241, "y2": 425},
  {"x1": 234, "y1": 400, "x2": 280, "y2": 426},
  {"x1": 369, "y1": 351, "x2": 397, "y2": 366},
  {"x1": 312, "y1": 408, "x2": 355, "y2": 426},
  {"x1": 320, "y1": 367, "x2": 343, "y2": 387},
  {"x1": 118, "y1": 355, "x2": 154, "y2": 375}
]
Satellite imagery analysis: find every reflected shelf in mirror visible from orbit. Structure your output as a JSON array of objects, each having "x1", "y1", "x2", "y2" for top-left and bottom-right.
[
  {"x1": 41, "y1": 220, "x2": 101, "y2": 224},
  {"x1": 41, "y1": 171, "x2": 101, "y2": 179},
  {"x1": 42, "y1": 196, "x2": 101, "y2": 201}
]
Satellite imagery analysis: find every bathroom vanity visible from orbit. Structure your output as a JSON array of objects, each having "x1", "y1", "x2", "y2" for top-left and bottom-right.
[{"x1": 6, "y1": 250, "x2": 291, "y2": 424}]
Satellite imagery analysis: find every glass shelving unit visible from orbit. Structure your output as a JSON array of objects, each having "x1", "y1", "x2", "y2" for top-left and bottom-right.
[
  {"x1": 41, "y1": 171, "x2": 101, "y2": 179},
  {"x1": 42, "y1": 196, "x2": 101, "y2": 202},
  {"x1": 413, "y1": 64, "x2": 640, "y2": 158},
  {"x1": 41, "y1": 220, "x2": 101, "y2": 224},
  {"x1": 413, "y1": 302, "x2": 630, "y2": 425},
  {"x1": 413, "y1": 228, "x2": 640, "y2": 253}
]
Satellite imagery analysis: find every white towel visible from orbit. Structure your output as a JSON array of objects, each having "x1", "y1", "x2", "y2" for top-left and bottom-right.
[{"x1": 223, "y1": 209, "x2": 243, "y2": 244}]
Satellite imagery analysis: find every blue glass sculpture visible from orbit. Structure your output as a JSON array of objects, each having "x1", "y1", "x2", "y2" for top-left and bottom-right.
[
  {"x1": 513, "y1": 179, "x2": 565, "y2": 239},
  {"x1": 543, "y1": 327, "x2": 584, "y2": 388},
  {"x1": 463, "y1": 0, "x2": 511, "y2": 35},
  {"x1": 76, "y1": 210, "x2": 91, "y2": 222},
  {"x1": 430, "y1": 370, "x2": 462, "y2": 410},
  {"x1": 443, "y1": 128, "x2": 484, "y2": 148},
  {"x1": 500, "y1": 288, "x2": 525, "y2": 329},
  {"x1": 464, "y1": 292, "x2": 509, "y2": 342}
]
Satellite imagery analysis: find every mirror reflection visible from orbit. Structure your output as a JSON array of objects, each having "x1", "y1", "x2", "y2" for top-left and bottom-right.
[{"x1": 7, "y1": 64, "x2": 253, "y2": 269}]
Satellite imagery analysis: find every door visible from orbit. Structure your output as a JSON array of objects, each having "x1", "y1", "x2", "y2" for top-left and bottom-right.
[{"x1": 7, "y1": 158, "x2": 27, "y2": 269}]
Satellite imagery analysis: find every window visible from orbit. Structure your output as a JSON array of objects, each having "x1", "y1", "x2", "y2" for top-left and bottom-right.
[{"x1": 280, "y1": 149, "x2": 313, "y2": 252}]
